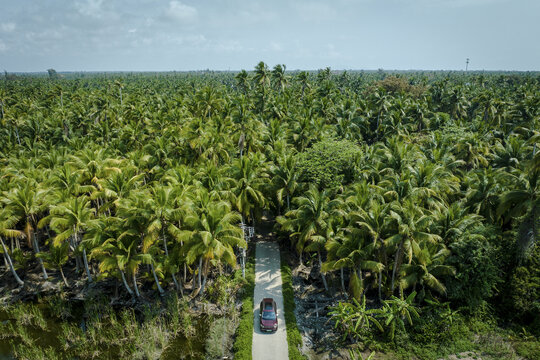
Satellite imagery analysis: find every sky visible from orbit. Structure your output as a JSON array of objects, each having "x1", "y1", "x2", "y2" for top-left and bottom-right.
[{"x1": 0, "y1": 0, "x2": 539, "y2": 72}]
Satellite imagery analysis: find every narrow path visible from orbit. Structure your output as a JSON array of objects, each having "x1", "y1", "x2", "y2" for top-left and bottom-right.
[{"x1": 252, "y1": 241, "x2": 289, "y2": 360}]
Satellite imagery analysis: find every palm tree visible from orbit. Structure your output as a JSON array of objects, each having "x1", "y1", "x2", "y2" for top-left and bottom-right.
[
  {"x1": 432, "y1": 202, "x2": 483, "y2": 245},
  {"x1": 38, "y1": 242, "x2": 70, "y2": 287},
  {"x1": 271, "y1": 64, "x2": 288, "y2": 92},
  {"x1": 92, "y1": 231, "x2": 147, "y2": 298},
  {"x1": 386, "y1": 198, "x2": 441, "y2": 294},
  {"x1": 43, "y1": 195, "x2": 95, "y2": 282},
  {"x1": 231, "y1": 153, "x2": 268, "y2": 228},
  {"x1": 498, "y1": 169, "x2": 539, "y2": 259},
  {"x1": 0, "y1": 208, "x2": 25, "y2": 286},
  {"x1": 182, "y1": 200, "x2": 245, "y2": 295},
  {"x1": 296, "y1": 71, "x2": 310, "y2": 100},
  {"x1": 253, "y1": 61, "x2": 270, "y2": 114},
  {"x1": 399, "y1": 241, "x2": 455, "y2": 299},
  {"x1": 270, "y1": 153, "x2": 301, "y2": 214},
  {"x1": 3, "y1": 180, "x2": 49, "y2": 279},
  {"x1": 278, "y1": 185, "x2": 343, "y2": 269},
  {"x1": 465, "y1": 168, "x2": 507, "y2": 224},
  {"x1": 85, "y1": 216, "x2": 133, "y2": 296},
  {"x1": 351, "y1": 199, "x2": 392, "y2": 301},
  {"x1": 235, "y1": 70, "x2": 250, "y2": 95}
]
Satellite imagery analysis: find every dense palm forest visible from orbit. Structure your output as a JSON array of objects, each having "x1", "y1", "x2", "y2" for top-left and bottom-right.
[{"x1": 0, "y1": 64, "x2": 539, "y2": 359}]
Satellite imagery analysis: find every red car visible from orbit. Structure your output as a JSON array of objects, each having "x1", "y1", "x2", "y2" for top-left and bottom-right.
[{"x1": 259, "y1": 298, "x2": 278, "y2": 332}]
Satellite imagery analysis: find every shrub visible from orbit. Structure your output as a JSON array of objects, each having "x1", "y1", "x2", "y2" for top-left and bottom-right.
[
  {"x1": 295, "y1": 140, "x2": 361, "y2": 189},
  {"x1": 445, "y1": 236, "x2": 500, "y2": 312}
]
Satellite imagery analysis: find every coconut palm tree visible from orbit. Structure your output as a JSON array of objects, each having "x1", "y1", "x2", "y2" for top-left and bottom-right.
[
  {"x1": 270, "y1": 153, "x2": 301, "y2": 214},
  {"x1": 43, "y1": 195, "x2": 95, "y2": 282},
  {"x1": 498, "y1": 169, "x2": 539, "y2": 259},
  {"x1": 0, "y1": 208, "x2": 25, "y2": 286},
  {"x1": 351, "y1": 199, "x2": 392, "y2": 301},
  {"x1": 399, "y1": 241, "x2": 455, "y2": 300},
  {"x1": 182, "y1": 200, "x2": 245, "y2": 295},
  {"x1": 386, "y1": 198, "x2": 441, "y2": 294},
  {"x1": 278, "y1": 185, "x2": 343, "y2": 267},
  {"x1": 3, "y1": 180, "x2": 49, "y2": 279},
  {"x1": 231, "y1": 153, "x2": 268, "y2": 228},
  {"x1": 37, "y1": 242, "x2": 70, "y2": 287},
  {"x1": 253, "y1": 61, "x2": 270, "y2": 115}
]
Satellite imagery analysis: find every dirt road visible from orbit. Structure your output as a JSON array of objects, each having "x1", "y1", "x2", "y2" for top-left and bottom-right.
[{"x1": 252, "y1": 241, "x2": 289, "y2": 360}]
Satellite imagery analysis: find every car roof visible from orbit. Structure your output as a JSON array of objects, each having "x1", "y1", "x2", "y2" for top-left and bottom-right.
[{"x1": 262, "y1": 298, "x2": 274, "y2": 302}]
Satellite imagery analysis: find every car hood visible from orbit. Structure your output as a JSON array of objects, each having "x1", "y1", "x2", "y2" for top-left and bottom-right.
[{"x1": 261, "y1": 319, "x2": 276, "y2": 327}]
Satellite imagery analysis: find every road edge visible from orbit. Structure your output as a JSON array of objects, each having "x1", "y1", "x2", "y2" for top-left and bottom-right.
[
  {"x1": 280, "y1": 248, "x2": 308, "y2": 360},
  {"x1": 232, "y1": 254, "x2": 255, "y2": 359}
]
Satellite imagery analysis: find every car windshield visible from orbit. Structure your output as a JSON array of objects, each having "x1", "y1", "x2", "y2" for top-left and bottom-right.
[{"x1": 262, "y1": 311, "x2": 276, "y2": 320}]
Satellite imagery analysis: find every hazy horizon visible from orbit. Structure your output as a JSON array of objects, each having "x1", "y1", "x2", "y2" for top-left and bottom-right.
[{"x1": 1, "y1": 0, "x2": 539, "y2": 72}]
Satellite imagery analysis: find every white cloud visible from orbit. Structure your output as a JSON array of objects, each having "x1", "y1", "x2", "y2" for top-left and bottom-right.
[
  {"x1": 1, "y1": 22, "x2": 16, "y2": 32},
  {"x1": 0, "y1": 40, "x2": 7, "y2": 52},
  {"x1": 76, "y1": 0, "x2": 105, "y2": 18},
  {"x1": 420, "y1": 0, "x2": 508, "y2": 8},
  {"x1": 270, "y1": 42, "x2": 283, "y2": 52},
  {"x1": 128, "y1": 28, "x2": 137, "y2": 33},
  {"x1": 166, "y1": 1, "x2": 198, "y2": 23},
  {"x1": 215, "y1": 40, "x2": 244, "y2": 53},
  {"x1": 294, "y1": 2, "x2": 337, "y2": 22}
]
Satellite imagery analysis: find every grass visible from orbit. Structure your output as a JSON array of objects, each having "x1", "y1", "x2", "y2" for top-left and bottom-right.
[
  {"x1": 280, "y1": 251, "x2": 308, "y2": 360},
  {"x1": 232, "y1": 254, "x2": 255, "y2": 360}
]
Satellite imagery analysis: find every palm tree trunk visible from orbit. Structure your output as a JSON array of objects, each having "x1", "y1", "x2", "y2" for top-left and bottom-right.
[
  {"x1": 151, "y1": 263, "x2": 164, "y2": 295},
  {"x1": 132, "y1": 272, "x2": 140, "y2": 298},
  {"x1": 3, "y1": 251, "x2": 8, "y2": 269},
  {"x1": 200, "y1": 259, "x2": 208, "y2": 295},
  {"x1": 340, "y1": 267, "x2": 346, "y2": 294},
  {"x1": 162, "y1": 228, "x2": 169, "y2": 257},
  {"x1": 119, "y1": 268, "x2": 133, "y2": 296},
  {"x1": 358, "y1": 269, "x2": 364, "y2": 295},
  {"x1": 32, "y1": 232, "x2": 48, "y2": 280},
  {"x1": 70, "y1": 236, "x2": 81, "y2": 272},
  {"x1": 391, "y1": 240, "x2": 404, "y2": 294},
  {"x1": 15, "y1": 126, "x2": 21, "y2": 145},
  {"x1": 172, "y1": 272, "x2": 183, "y2": 296},
  {"x1": 82, "y1": 248, "x2": 93, "y2": 283},
  {"x1": 378, "y1": 270, "x2": 383, "y2": 303},
  {"x1": 240, "y1": 216, "x2": 246, "y2": 278},
  {"x1": 1, "y1": 237, "x2": 24, "y2": 286},
  {"x1": 59, "y1": 265, "x2": 69, "y2": 287},
  {"x1": 198, "y1": 257, "x2": 202, "y2": 290},
  {"x1": 318, "y1": 251, "x2": 328, "y2": 291}
]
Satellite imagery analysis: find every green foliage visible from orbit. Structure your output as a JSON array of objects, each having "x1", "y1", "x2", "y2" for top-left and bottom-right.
[
  {"x1": 232, "y1": 256, "x2": 255, "y2": 360},
  {"x1": 205, "y1": 315, "x2": 238, "y2": 359},
  {"x1": 380, "y1": 292, "x2": 420, "y2": 341},
  {"x1": 329, "y1": 296, "x2": 383, "y2": 342},
  {"x1": 206, "y1": 274, "x2": 237, "y2": 307},
  {"x1": 295, "y1": 139, "x2": 361, "y2": 189},
  {"x1": 1, "y1": 67, "x2": 540, "y2": 359},
  {"x1": 445, "y1": 236, "x2": 501, "y2": 311},
  {"x1": 281, "y1": 256, "x2": 307, "y2": 360},
  {"x1": 11, "y1": 344, "x2": 61, "y2": 360},
  {"x1": 509, "y1": 244, "x2": 540, "y2": 331}
]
